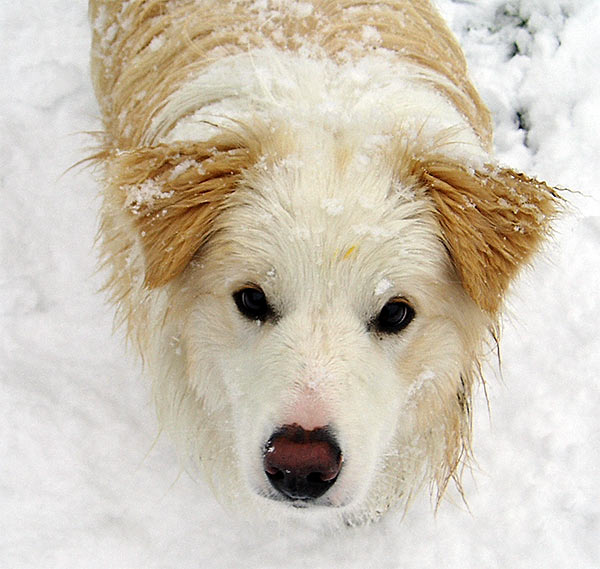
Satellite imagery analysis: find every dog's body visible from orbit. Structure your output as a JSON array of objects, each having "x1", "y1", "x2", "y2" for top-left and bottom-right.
[{"x1": 90, "y1": 0, "x2": 560, "y2": 525}]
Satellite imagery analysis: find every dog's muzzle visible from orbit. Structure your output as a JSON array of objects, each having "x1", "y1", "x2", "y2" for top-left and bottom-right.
[{"x1": 263, "y1": 424, "x2": 343, "y2": 502}]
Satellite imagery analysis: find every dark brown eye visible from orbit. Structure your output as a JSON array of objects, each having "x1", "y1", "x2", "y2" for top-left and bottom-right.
[
  {"x1": 374, "y1": 299, "x2": 415, "y2": 334},
  {"x1": 233, "y1": 287, "x2": 272, "y2": 321}
]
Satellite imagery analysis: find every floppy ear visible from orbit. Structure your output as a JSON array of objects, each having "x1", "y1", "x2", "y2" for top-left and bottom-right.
[
  {"x1": 420, "y1": 159, "x2": 561, "y2": 314},
  {"x1": 103, "y1": 136, "x2": 252, "y2": 288}
]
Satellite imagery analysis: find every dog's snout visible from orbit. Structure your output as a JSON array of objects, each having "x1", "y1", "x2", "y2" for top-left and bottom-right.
[{"x1": 263, "y1": 424, "x2": 343, "y2": 502}]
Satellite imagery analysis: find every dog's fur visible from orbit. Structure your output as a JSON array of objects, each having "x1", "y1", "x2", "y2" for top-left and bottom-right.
[{"x1": 89, "y1": 0, "x2": 561, "y2": 525}]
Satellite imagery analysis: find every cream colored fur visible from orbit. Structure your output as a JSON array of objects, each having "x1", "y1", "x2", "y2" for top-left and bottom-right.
[{"x1": 90, "y1": 0, "x2": 561, "y2": 525}]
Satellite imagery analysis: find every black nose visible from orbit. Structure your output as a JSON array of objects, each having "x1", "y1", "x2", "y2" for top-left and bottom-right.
[{"x1": 263, "y1": 424, "x2": 343, "y2": 501}]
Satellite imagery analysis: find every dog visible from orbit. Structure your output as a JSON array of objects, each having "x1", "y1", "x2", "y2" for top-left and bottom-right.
[{"x1": 89, "y1": 0, "x2": 561, "y2": 525}]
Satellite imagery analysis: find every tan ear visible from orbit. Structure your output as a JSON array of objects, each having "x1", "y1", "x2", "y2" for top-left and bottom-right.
[
  {"x1": 104, "y1": 136, "x2": 252, "y2": 288},
  {"x1": 421, "y1": 159, "x2": 561, "y2": 313}
]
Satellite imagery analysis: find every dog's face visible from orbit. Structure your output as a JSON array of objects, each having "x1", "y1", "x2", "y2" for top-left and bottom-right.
[
  {"x1": 91, "y1": 0, "x2": 562, "y2": 526},
  {"x1": 169, "y1": 134, "x2": 488, "y2": 521},
  {"x1": 103, "y1": 117, "x2": 559, "y2": 523}
]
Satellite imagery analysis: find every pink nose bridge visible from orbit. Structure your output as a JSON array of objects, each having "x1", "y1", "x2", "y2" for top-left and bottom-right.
[{"x1": 284, "y1": 386, "x2": 330, "y2": 431}]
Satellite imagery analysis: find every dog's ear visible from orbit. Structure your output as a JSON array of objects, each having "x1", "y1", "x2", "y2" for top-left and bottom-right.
[
  {"x1": 420, "y1": 159, "x2": 561, "y2": 313},
  {"x1": 103, "y1": 137, "x2": 252, "y2": 288}
]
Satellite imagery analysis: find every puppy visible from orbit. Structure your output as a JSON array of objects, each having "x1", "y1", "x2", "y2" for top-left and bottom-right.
[{"x1": 89, "y1": 0, "x2": 561, "y2": 525}]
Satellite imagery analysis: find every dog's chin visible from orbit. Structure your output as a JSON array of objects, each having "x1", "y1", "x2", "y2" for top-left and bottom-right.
[
  {"x1": 248, "y1": 491, "x2": 357, "y2": 527},
  {"x1": 257, "y1": 490, "x2": 345, "y2": 511},
  {"x1": 246, "y1": 465, "x2": 374, "y2": 522},
  {"x1": 254, "y1": 484, "x2": 351, "y2": 510}
]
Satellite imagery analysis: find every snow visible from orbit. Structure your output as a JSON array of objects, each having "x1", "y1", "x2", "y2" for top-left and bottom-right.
[
  {"x1": 124, "y1": 179, "x2": 174, "y2": 214},
  {"x1": 375, "y1": 278, "x2": 394, "y2": 296},
  {"x1": 321, "y1": 198, "x2": 345, "y2": 216},
  {"x1": 1, "y1": 1, "x2": 599, "y2": 567}
]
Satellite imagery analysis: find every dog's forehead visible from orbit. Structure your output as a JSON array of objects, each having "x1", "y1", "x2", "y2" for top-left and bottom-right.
[{"x1": 211, "y1": 141, "x2": 447, "y2": 296}]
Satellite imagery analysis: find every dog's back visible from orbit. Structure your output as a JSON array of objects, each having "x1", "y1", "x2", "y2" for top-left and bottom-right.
[{"x1": 90, "y1": 0, "x2": 492, "y2": 148}]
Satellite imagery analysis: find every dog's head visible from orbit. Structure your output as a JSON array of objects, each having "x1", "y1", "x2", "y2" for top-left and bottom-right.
[{"x1": 100, "y1": 122, "x2": 559, "y2": 523}]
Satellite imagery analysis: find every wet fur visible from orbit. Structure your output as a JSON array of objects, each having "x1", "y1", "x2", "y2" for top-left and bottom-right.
[{"x1": 90, "y1": 0, "x2": 561, "y2": 525}]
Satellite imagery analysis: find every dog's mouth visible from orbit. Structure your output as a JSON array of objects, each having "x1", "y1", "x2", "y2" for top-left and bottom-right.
[{"x1": 262, "y1": 424, "x2": 344, "y2": 505}]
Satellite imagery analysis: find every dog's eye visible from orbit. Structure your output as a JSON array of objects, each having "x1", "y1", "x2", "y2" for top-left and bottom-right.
[
  {"x1": 233, "y1": 287, "x2": 272, "y2": 321},
  {"x1": 374, "y1": 299, "x2": 415, "y2": 334}
]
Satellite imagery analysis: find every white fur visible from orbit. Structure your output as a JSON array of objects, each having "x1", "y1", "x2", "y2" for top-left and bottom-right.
[
  {"x1": 154, "y1": 49, "x2": 486, "y2": 166},
  {"x1": 133, "y1": 49, "x2": 490, "y2": 525},
  {"x1": 90, "y1": 0, "x2": 549, "y2": 523}
]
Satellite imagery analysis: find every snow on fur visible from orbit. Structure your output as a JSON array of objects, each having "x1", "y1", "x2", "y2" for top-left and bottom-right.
[{"x1": 1, "y1": 0, "x2": 598, "y2": 567}]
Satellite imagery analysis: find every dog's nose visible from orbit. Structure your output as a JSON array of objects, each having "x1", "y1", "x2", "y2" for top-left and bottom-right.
[{"x1": 263, "y1": 424, "x2": 343, "y2": 501}]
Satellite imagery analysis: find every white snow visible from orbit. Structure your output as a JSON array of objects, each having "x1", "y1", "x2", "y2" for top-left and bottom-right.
[
  {"x1": 1, "y1": 1, "x2": 599, "y2": 568},
  {"x1": 375, "y1": 278, "x2": 394, "y2": 296},
  {"x1": 124, "y1": 179, "x2": 174, "y2": 214},
  {"x1": 168, "y1": 158, "x2": 204, "y2": 180},
  {"x1": 321, "y1": 197, "x2": 345, "y2": 216}
]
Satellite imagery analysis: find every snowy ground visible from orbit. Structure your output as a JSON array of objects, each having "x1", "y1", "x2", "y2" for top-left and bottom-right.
[{"x1": 1, "y1": 1, "x2": 599, "y2": 567}]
